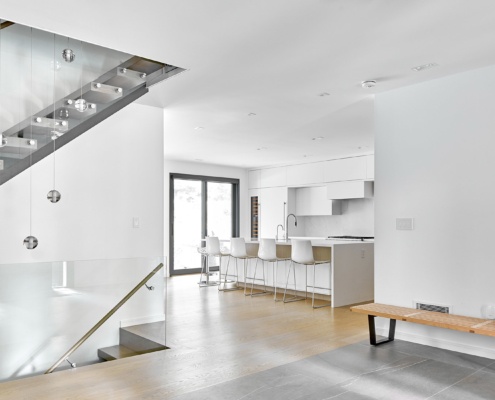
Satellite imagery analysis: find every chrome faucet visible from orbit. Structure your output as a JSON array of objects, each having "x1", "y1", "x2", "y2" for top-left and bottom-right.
[
  {"x1": 276, "y1": 224, "x2": 284, "y2": 241},
  {"x1": 286, "y1": 213, "x2": 298, "y2": 242}
]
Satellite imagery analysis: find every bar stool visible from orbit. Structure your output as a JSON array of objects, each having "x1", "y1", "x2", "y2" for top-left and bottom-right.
[
  {"x1": 255, "y1": 238, "x2": 289, "y2": 300},
  {"x1": 197, "y1": 246, "x2": 219, "y2": 287},
  {"x1": 229, "y1": 238, "x2": 256, "y2": 293},
  {"x1": 205, "y1": 237, "x2": 239, "y2": 292},
  {"x1": 283, "y1": 239, "x2": 331, "y2": 308}
]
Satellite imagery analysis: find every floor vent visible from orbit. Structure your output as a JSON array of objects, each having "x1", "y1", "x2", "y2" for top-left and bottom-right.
[{"x1": 416, "y1": 302, "x2": 450, "y2": 314}]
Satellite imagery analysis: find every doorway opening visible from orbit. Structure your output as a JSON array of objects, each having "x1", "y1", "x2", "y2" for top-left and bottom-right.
[{"x1": 169, "y1": 173, "x2": 239, "y2": 275}]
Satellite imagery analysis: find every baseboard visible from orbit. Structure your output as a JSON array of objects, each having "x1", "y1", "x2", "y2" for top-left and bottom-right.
[
  {"x1": 376, "y1": 328, "x2": 495, "y2": 359},
  {"x1": 120, "y1": 314, "x2": 165, "y2": 328},
  {"x1": 240, "y1": 282, "x2": 331, "y2": 301}
]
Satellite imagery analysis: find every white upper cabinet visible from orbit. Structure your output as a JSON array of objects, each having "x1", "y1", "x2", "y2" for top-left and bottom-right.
[
  {"x1": 286, "y1": 162, "x2": 325, "y2": 186},
  {"x1": 327, "y1": 181, "x2": 373, "y2": 200},
  {"x1": 294, "y1": 186, "x2": 341, "y2": 216},
  {"x1": 365, "y1": 155, "x2": 375, "y2": 180},
  {"x1": 248, "y1": 170, "x2": 261, "y2": 189},
  {"x1": 324, "y1": 157, "x2": 367, "y2": 182},
  {"x1": 260, "y1": 166, "x2": 287, "y2": 188},
  {"x1": 258, "y1": 187, "x2": 288, "y2": 238}
]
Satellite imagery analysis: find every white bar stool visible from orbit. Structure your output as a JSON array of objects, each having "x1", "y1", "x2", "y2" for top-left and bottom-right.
[
  {"x1": 255, "y1": 238, "x2": 289, "y2": 300},
  {"x1": 205, "y1": 237, "x2": 239, "y2": 292},
  {"x1": 197, "y1": 246, "x2": 219, "y2": 287},
  {"x1": 229, "y1": 238, "x2": 257, "y2": 294},
  {"x1": 283, "y1": 239, "x2": 331, "y2": 308}
]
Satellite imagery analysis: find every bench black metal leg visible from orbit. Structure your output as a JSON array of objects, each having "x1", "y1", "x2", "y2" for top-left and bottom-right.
[{"x1": 368, "y1": 315, "x2": 396, "y2": 346}]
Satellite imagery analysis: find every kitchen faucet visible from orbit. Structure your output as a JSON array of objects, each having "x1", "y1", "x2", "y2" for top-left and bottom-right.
[
  {"x1": 286, "y1": 213, "x2": 297, "y2": 242},
  {"x1": 276, "y1": 224, "x2": 284, "y2": 241}
]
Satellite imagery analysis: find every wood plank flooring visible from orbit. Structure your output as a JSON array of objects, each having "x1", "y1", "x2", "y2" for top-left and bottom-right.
[{"x1": 0, "y1": 274, "x2": 369, "y2": 399}]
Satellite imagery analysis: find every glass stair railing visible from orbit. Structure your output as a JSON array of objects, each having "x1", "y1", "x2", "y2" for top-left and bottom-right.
[{"x1": 0, "y1": 21, "x2": 184, "y2": 185}]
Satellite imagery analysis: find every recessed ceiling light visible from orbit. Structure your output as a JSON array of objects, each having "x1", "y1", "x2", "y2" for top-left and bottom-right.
[
  {"x1": 361, "y1": 80, "x2": 376, "y2": 89},
  {"x1": 194, "y1": 158, "x2": 204, "y2": 162},
  {"x1": 318, "y1": 92, "x2": 330, "y2": 97},
  {"x1": 312, "y1": 136, "x2": 324, "y2": 141},
  {"x1": 257, "y1": 147, "x2": 267, "y2": 151},
  {"x1": 411, "y1": 63, "x2": 438, "y2": 72},
  {"x1": 194, "y1": 126, "x2": 204, "y2": 130},
  {"x1": 248, "y1": 112, "x2": 256, "y2": 116}
]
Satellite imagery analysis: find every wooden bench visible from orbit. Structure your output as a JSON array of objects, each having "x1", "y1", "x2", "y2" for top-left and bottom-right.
[{"x1": 350, "y1": 303, "x2": 495, "y2": 345}]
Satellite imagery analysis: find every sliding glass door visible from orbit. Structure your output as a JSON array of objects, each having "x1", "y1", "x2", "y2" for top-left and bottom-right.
[{"x1": 170, "y1": 174, "x2": 239, "y2": 275}]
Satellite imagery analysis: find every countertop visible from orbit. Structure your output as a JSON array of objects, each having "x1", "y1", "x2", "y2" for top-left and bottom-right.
[{"x1": 247, "y1": 238, "x2": 374, "y2": 247}]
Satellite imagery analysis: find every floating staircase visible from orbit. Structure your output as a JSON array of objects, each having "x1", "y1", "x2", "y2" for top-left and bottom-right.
[
  {"x1": 0, "y1": 24, "x2": 185, "y2": 185},
  {"x1": 98, "y1": 322, "x2": 167, "y2": 361}
]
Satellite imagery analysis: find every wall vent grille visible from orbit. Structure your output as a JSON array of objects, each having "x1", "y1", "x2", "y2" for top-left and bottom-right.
[{"x1": 416, "y1": 302, "x2": 450, "y2": 314}]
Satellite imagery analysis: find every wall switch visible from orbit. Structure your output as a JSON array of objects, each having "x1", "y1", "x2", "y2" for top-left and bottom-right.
[
  {"x1": 482, "y1": 304, "x2": 495, "y2": 319},
  {"x1": 396, "y1": 218, "x2": 414, "y2": 230},
  {"x1": 133, "y1": 217, "x2": 140, "y2": 228}
]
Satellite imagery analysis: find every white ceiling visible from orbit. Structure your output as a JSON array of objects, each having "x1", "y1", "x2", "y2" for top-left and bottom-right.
[{"x1": 3, "y1": 0, "x2": 495, "y2": 168}]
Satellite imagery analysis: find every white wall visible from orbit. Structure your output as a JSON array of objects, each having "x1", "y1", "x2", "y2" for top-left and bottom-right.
[
  {"x1": 0, "y1": 103, "x2": 165, "y2": 379},
  {"x1": 164, "y1": 159, "x2": 249, "y2": 275},
  {"x1": 375, "y1": 64, "x2": 495, "y2": 358},
  {"x1": 302, "y1": 198, "x2": 374, "y2": 237},
  {"x1": 0, "y1": 103, "x2": 164, "y2": 263}
]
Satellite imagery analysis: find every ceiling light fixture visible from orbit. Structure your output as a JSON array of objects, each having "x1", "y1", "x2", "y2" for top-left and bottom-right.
[
  {"x1": 194, "y1": 126, "x2": 204, "y2": 130},
  {"x1": 361, "y1": 80, "x2": 376, "y2": 89},
  {"x1": 248, "y1": 113, "x2": 256, "y2": 116},
  {"x1": 257, "y1": 147, "x2": 267, "y2": 151},
  {"x1": 318, "y1": 92, "x2": 330, "y2": 97},
  {"x1": 312, "y1": 136, "x2": 324, "y2": 141},
  {"x1": 411, "y1": 62, "x2": 438, "y2": 72}
]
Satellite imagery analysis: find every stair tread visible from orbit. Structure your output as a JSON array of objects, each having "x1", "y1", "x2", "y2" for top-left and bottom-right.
[
  {"x1": 98, "y1": 345, "x2": 140, "y2": 360},
  {"x1": 121, "y1": 322, "x2": 166, "y2": 346},
  {"x1": 98, "y1": 343, "x2": 167, "y2": 361}
]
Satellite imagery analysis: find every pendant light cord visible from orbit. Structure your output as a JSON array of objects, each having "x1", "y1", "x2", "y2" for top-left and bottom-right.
[
  {"x1": 53, "y1": 33, "x2": 56, "y2": 190},
  {"x1": 29, "y1": 27, "x2": 33, "y2": 236}
]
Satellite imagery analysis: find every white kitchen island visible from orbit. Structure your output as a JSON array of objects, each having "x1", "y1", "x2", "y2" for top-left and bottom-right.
[{"x1": 244, "y1": 239, "x2": 374, "y2": 308}]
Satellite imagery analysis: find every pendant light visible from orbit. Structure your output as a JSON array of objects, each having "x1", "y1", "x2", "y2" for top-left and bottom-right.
[
  {"x1": 62, "y1": 37, "x2": 75, "y2": 63},
  {"x1": 74, "y1": 41, "x2": 87, "y2": 112},
  {"x1": 24, "y1": 28, "x2": 38, "y2": 249},
  {"x1": 47, "y1": 33, "x2": 61, "y2": 204}
]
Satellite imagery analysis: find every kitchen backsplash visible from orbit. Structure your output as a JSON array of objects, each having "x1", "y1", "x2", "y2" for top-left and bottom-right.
[{"x1": 302, "y1": 198, "x2": 374, "y2": 237}]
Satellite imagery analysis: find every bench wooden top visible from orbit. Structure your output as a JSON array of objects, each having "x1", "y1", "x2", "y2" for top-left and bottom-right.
[{"x1": 351, "y1": 303, "x2": 495, "y2": 337}]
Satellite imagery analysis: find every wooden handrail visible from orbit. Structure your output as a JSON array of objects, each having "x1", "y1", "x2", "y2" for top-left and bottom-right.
[{"x1": 45, "y1": 262, "x2": 164, "y2": 374}]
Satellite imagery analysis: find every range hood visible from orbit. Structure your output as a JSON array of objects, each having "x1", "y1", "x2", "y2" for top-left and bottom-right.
[{"x1": 326, "y1": 181, "x2": 373, "y2": 200}]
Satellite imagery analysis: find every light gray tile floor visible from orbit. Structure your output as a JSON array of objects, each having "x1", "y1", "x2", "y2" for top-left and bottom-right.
[{"x1": 171, "y1": 340, "x2": 495, "y2": 400}]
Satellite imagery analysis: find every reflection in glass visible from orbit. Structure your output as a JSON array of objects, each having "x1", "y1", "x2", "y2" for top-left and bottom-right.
[
  {"x1": 207, "y1": 182, "x2": 232, "y2": 240},
  {"x1": 173, "y1": 179, "x2": 202, "y2": 272}
]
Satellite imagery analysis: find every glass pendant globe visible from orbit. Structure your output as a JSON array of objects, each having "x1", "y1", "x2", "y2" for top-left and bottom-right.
[
  {"x1": 23, "y1": 236, "x2": 38, "y2": 250},
  {"x1": 74, "y1": 99, "x2": 88, "y2": 112},
  {"x1": 62, "y1": 48, "x2": 75, "y2": 63},
  {"x1": 47, "y1": 190, "x2": 61, "y2": 203}
]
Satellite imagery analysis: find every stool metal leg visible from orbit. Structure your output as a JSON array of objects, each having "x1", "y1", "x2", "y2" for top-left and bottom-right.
[
  {"x1": 250, "y1": 258, "x2": 269, "y2": 296},
  {"x1": 219, "y1": 255, "x2": 241, "y2": 292},
  {"x1": 311, "y1": 263, "x2": 332, "y2": 309},
  {"x1": 283, "y1": 261, "x2": 304, "y2": 303}
]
